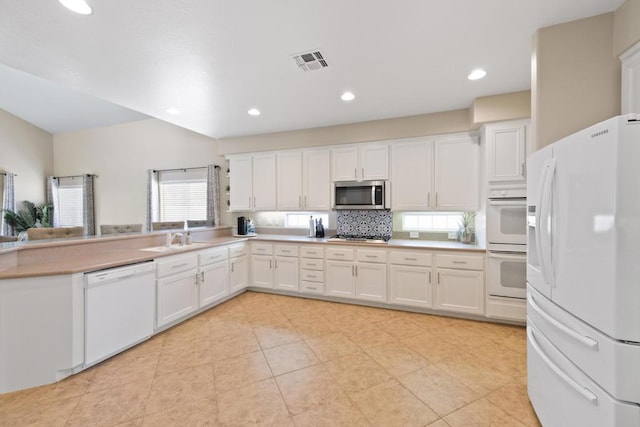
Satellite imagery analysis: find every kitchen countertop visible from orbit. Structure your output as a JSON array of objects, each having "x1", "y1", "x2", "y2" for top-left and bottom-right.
[{"x1": 0, "y1": 233, "x2": 484, "y2": 280}]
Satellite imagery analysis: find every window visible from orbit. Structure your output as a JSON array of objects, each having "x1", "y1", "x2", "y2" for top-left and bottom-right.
[
  {"x1": 402, "y1": 212, "x2": 464, "y2": 232},
  {"x1": 285, "y1": 213, "x2": 329, "y2": 228},
  {"x1": 158, "y1": 169, "x2": 207, "y2": 222},
  {"x1": 57, "y1": 177, "x2": 84, "y2": 227}
]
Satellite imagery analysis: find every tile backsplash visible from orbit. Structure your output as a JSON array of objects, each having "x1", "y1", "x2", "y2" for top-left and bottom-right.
[{"x1": 336, "y1": 210, "x2": 393, "y2": 237}]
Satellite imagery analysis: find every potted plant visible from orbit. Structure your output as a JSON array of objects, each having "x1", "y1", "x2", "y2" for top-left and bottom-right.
[
  {"x1": 3, "y1": 201, "x2": 54, "y2": 236},
  {"x1": 457, "y1": 211, "x2": 477, "y2": 244}
]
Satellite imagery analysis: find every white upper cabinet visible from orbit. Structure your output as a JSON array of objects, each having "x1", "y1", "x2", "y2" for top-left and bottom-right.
[
  {"x1": 391, "y1": 139, "x2": 433, "y2": 211},
  {"x1": 434, "y1": 136, "x2": 479, "y2": 211},
  {"x1": 303, "y1": 149, "x2": 331, "y2": 210},
  {"x1": 276, "y1": 151, "x2": 303, "y2": 210},
  {"x1": 391, "y1": 134, "x2": 479, "y2": 211},
  {"x1": 484, "y1": 120, "x2": 529, "y2": 185},
  {"x1": 252, "y1": 153, "x2": 277, "y2": 210},
  {"x1": 229, "y1": 155, "x2": 252, "y2": 211},
  {"x1": 621, "y1": 41, "x2": 640, "y2": 114},
  {"x1": 229, "y1": 153, "x2": 276, "y2": 211},
  {"x1": 332, "y1": 144, "x2": 389, "y2": 181}
]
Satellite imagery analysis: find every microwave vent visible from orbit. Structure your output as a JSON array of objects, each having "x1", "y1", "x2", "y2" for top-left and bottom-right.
[{"x1": 291, "y1": 50, "x2": 328, "y2": 72}]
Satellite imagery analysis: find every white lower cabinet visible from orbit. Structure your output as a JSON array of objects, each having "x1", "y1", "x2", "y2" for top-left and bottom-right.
[
  {"x1": 229, "y1": 243, "x2": 249, "y2": 293},
  {"x1": 434, "y1": 253, "x2": 485, "y2": 315},
  {"x1": 389, "y1": 250, "x2": 433, "y2": 308},
  {"x1": 300, "y1": 245, "x2": 325, "y2": 295},
  {"x1": 325, "y1": 246, "x2": 386, "y2": 302},
  {"x1": 198, "y1": 247, "x2": 229, "y2": 307},
  {"x1": 251, "y1": 243, "x2": 299, "y2": 291},
  {"x1": 156, "y1": 254, "x2": 199, "y2": 328}
]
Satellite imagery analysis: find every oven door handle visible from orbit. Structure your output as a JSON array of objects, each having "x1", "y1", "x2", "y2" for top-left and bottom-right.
[
  {"x1": 488, "y1": 199, "x2": 527, "y2": 206},
  {"x1": 488, "y1": 252, "x2": 526, "y2": 261}
]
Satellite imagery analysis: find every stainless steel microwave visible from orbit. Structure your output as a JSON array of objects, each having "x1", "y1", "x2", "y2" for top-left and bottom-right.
[{"x1": 333, "y1": 180, "x2": 388, "y2": 210}]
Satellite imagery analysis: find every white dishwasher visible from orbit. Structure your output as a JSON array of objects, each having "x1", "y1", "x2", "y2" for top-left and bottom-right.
[{"x1": 85, "y1": 261, "x2": 155, "y2": 367}]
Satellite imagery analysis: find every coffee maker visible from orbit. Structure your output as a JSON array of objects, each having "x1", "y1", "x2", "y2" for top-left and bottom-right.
[{"x1": 237, "y1": 216, "x2": 248, "y2": 235}]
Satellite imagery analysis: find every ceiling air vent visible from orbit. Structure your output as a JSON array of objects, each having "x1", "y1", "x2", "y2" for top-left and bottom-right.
[{"x1": 291, "y1": 50, "x2": 328, "y2": 72}]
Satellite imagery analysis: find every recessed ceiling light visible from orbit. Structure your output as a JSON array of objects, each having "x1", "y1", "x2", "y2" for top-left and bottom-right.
[
  {"x1": 467, "y1": 69, "x2": 487, "y2": 80},
  {"x1": 58, "y1": 0, "x2": 93, "y2": 15},
  {"x1": 165, "y1": 107, "x2": 180, "y2": 115},
  {"x1": 341, "y1": 91, "x2": 355, "y2": 101},
  {"x1": 248, "y1": 108, "x2": 261, "y2": 116}
]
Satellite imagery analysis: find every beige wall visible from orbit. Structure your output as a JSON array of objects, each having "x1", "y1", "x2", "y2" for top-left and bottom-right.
[
  {"x1": 532, "y1": 13, "x2": 620, "y2": 150},
  {"x1": 614, "y1": 0, "x2": 640, "y2": 56},
  {"x1": 0, "y1": 108, "x2": 53, "y2": 207},
  {"x1": 53, "y1": 119, "x2": 228, "y2": 230},
  {"x1": 218, "y1": 109, "x2": 472, "y2": 155},
  {"x1": 471, "y1": 91, "x2": 531, "y2": 124}
]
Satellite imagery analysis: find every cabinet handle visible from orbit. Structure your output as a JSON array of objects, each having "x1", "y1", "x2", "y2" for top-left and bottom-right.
[
  {"x1": 453, "y1": 261, "x2": 467, "y2": 264},
  {"x1": 355, "y1": 265, "x2": 358, "y2": 276},
  {"x1": 231, "y1": 262, "x2": 234, "y2": 273},
  {"x1": 307, "y1": 286, "x2": 317, "y2": 290},
  {"x1": 435, "y1": 192, "x2": 438, "y2": 207},
  {"x1": 428, "y1": 271, "x2": 432, "y2": 283},
  {"x1": 352, "y1": 265, "x2": 355, "y2": 276},
  {"x1": 281, "y1": 250, "x2": 290, "y2": 253},
  {"x1": 437, "y1": 272, "x2": 440, "y2": 283},
  {"x1": 200, "y1": 271, "x2": 205, "y2": 282},
  {"x1": 270, "y1": 259, "x2": 272, "y2": 269},
  {"x1": 427, "y1": 192, "x2": 430, "y2": 207},
  {"x1": 404, "y1": 257, "x2": 417, "y2": 261},
  {"x1": 307, "y1": 274, "x2": 316, "y2": 279},
  {"x1": 521, "y1": 162, "x2": 525, "y2": 177},
  {"x1": 334, "y1": 253, "x2": 345, "y2": 256},
  {"x1": 195, "y1": 273, "x2": 199, "y2": 284},
  {"x1": 354, "y1": 168, "x2": 357, "y2": 179},
  {"x1": 365, "y1": 255, "x2": 377, "y2": 258},
  {"x1": 172, "y1": 263, "x2": 189, "y2": 269}
]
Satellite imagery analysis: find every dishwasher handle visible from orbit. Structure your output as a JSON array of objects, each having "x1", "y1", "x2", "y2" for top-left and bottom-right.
[{"x1": 86, "y1": 262, "x2": 154, "y2": 286}]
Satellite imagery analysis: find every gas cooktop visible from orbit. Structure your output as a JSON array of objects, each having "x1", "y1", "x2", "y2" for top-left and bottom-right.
[{"x1": 327, "y1": 234, "x2": 391, "y2": 244}]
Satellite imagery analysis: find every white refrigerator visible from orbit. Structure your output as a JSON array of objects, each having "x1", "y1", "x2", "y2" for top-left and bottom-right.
[{"x1": 527, "y1": 115, "x2": 640, "y2": 426}]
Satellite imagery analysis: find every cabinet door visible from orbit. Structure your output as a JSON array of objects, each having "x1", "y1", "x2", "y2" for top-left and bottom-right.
[
  {"x1": 274, "y1": 256, "x2": 299, "y2": 291},
  {"x1": 391, "y1": 140, "x2": 433, "y2": 210},
  {"x1": 486, "y1": 122, "x2": 527, "y2": 184},
  {"x1": 325, "y1": 260, "x2": 355, "y2": 298},
  {"x1": 435, "y1": 268, "x2": 484, "y2": 315},
  {"x1": 360, "y1": 145, "x2": 389, "y2": 180},
  {"x1": 229, "y1": 255, "x2": 248, "y2": 293},
  {"x1": 251, "y1": 254, "x2": 273, "y2": 289},
  {"x1": 277, "y1": 151, "x2": 303, "y2": 210},
  {"x1": 355, "y1": 262, "x2": 387, "y2": 302},
  {"x1": 157, "y1": 270, "x2": 198, "y2": 328},
  {"x1": 199, "y1": 260, "x2": 229, "y2": 307},
  {"x1": 434, "y1": 137, "x2": 479, "y2": 211},
  {"x1": 332, "y1": 147, "x2": 359, "y2": 181},
  {"x1": 303, "y1": 149, "x2": 331, "y2": 210},
  {"x1": 252, "y1": 153, "x2": 277, "y2": 210},
  {"x1": 229, "y1": 155, "x2": 252, "y2": 211},
  {"x1": 389, "y1": 264, "x2": 432, "y2": 308}
]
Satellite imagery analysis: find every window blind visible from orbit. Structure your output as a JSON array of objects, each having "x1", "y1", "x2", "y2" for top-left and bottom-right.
[
  {"x1": 57, "y1": 177, "x2": 84, "y2": 227},
  {"x1": 159, "y1": 169, "x2": 207, "y2": 221}
]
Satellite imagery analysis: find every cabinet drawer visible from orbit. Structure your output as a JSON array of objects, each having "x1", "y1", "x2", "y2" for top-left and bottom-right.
[
  {"x1": 300, "y1": 246, "x2": 324, "y2": 259},
  {"x1": 252, "y1": 243, "x2": 273, "y2": 255},
  {"x1": 357, "y1": 249, "x2": 387, "y2": 263},
  {"x1": 435, "y1": 253, "x2": 484, "y2": 270},
  {"x1": 300, "y1": 258, "x2": 323, "y2": 270},
  {"x1": 300, "y1": 281, "x2": 324, "y2": 295},
  {"x1": 301, "y1": 269, "x2": 324, "y2": 282},
  {"x1": 156, "y1": 254, "x2": 198, "y2": 278},
  {"x1": 229, "y1": 243, "x2": 248, "y2": 258},
  {"x1": 198, "y1": 247, "x2": 228, "y2": 266},
  {"x1": 389, "y1": 251, "x2": 432, "y2": 267},
  {"x1": 325, "y1": 247, "x2": 355, "y2": 261},
  {"x1": 274, "y1": 245, "x2": 298, "y2": 257}
]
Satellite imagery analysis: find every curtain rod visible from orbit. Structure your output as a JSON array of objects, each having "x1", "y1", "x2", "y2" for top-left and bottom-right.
[
  {"x1": 0, "y1": 172, "x2": 16, "y2": 176},
  {"x1": 52, "y1": 174, "x2": 98, "y2": 179},
  {"x1": 152, "y1": 165, "x2": 219, "y2": 173}
]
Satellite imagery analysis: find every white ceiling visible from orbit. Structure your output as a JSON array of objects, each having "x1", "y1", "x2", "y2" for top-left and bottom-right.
[{"x1": 0, "y1": 0, "x2": 624, "y2": 138}]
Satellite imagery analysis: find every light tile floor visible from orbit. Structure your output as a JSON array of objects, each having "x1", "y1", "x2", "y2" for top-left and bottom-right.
[{"x1": 0, "y1": 292, "x2": 541, "y2": 426}]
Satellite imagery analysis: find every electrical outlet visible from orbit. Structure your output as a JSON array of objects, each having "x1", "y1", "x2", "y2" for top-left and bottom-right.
[{"x1": 409, "y1": 231, "x2": 419, "y2": 239}]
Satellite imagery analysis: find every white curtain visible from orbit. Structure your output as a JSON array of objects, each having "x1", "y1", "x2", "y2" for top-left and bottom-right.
[
  {"x1": 1, "y1": 173, "x2": 16, "y2": 235},
  {"x1": 207, "y1": 164, "x2": 220, "y2": 226},
  {"x1": 47, "y1": 176, "x2": 60, "y2": 227},
  {"x1": 82, "y1": 175, "x2": 95, "y2": 235},
  {"x1": 146, "y1": 170, "x2": 160, "y2": 232}
]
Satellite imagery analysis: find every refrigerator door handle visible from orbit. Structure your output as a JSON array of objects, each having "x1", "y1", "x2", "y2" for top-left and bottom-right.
[
  {"x1": 534, "y1": 162, "x2": 549, "y2": 281},
  {"x1": 527, "y1": 326, "x2": 598, "y2": 405},
  {"x1": 528, "y1": 293, "x2": 598, "y2": 350},
  {"x1": 539, "y1": 158, "x2": 556, "y2": 287}
]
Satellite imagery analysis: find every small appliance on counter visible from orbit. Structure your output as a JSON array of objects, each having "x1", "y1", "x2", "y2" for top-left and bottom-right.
[{"x1": 237, "y1": 216, "x2": 248, "y2": 235}]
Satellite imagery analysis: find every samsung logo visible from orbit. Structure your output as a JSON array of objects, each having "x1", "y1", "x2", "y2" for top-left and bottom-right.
[{"x1": 590, "y1": 129, "x2": 609, "y2": 138}]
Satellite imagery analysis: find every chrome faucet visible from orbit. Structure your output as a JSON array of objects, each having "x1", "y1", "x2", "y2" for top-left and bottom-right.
[{"x1": 167, "y1": 232, "x2": 184, "y2": 247}]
